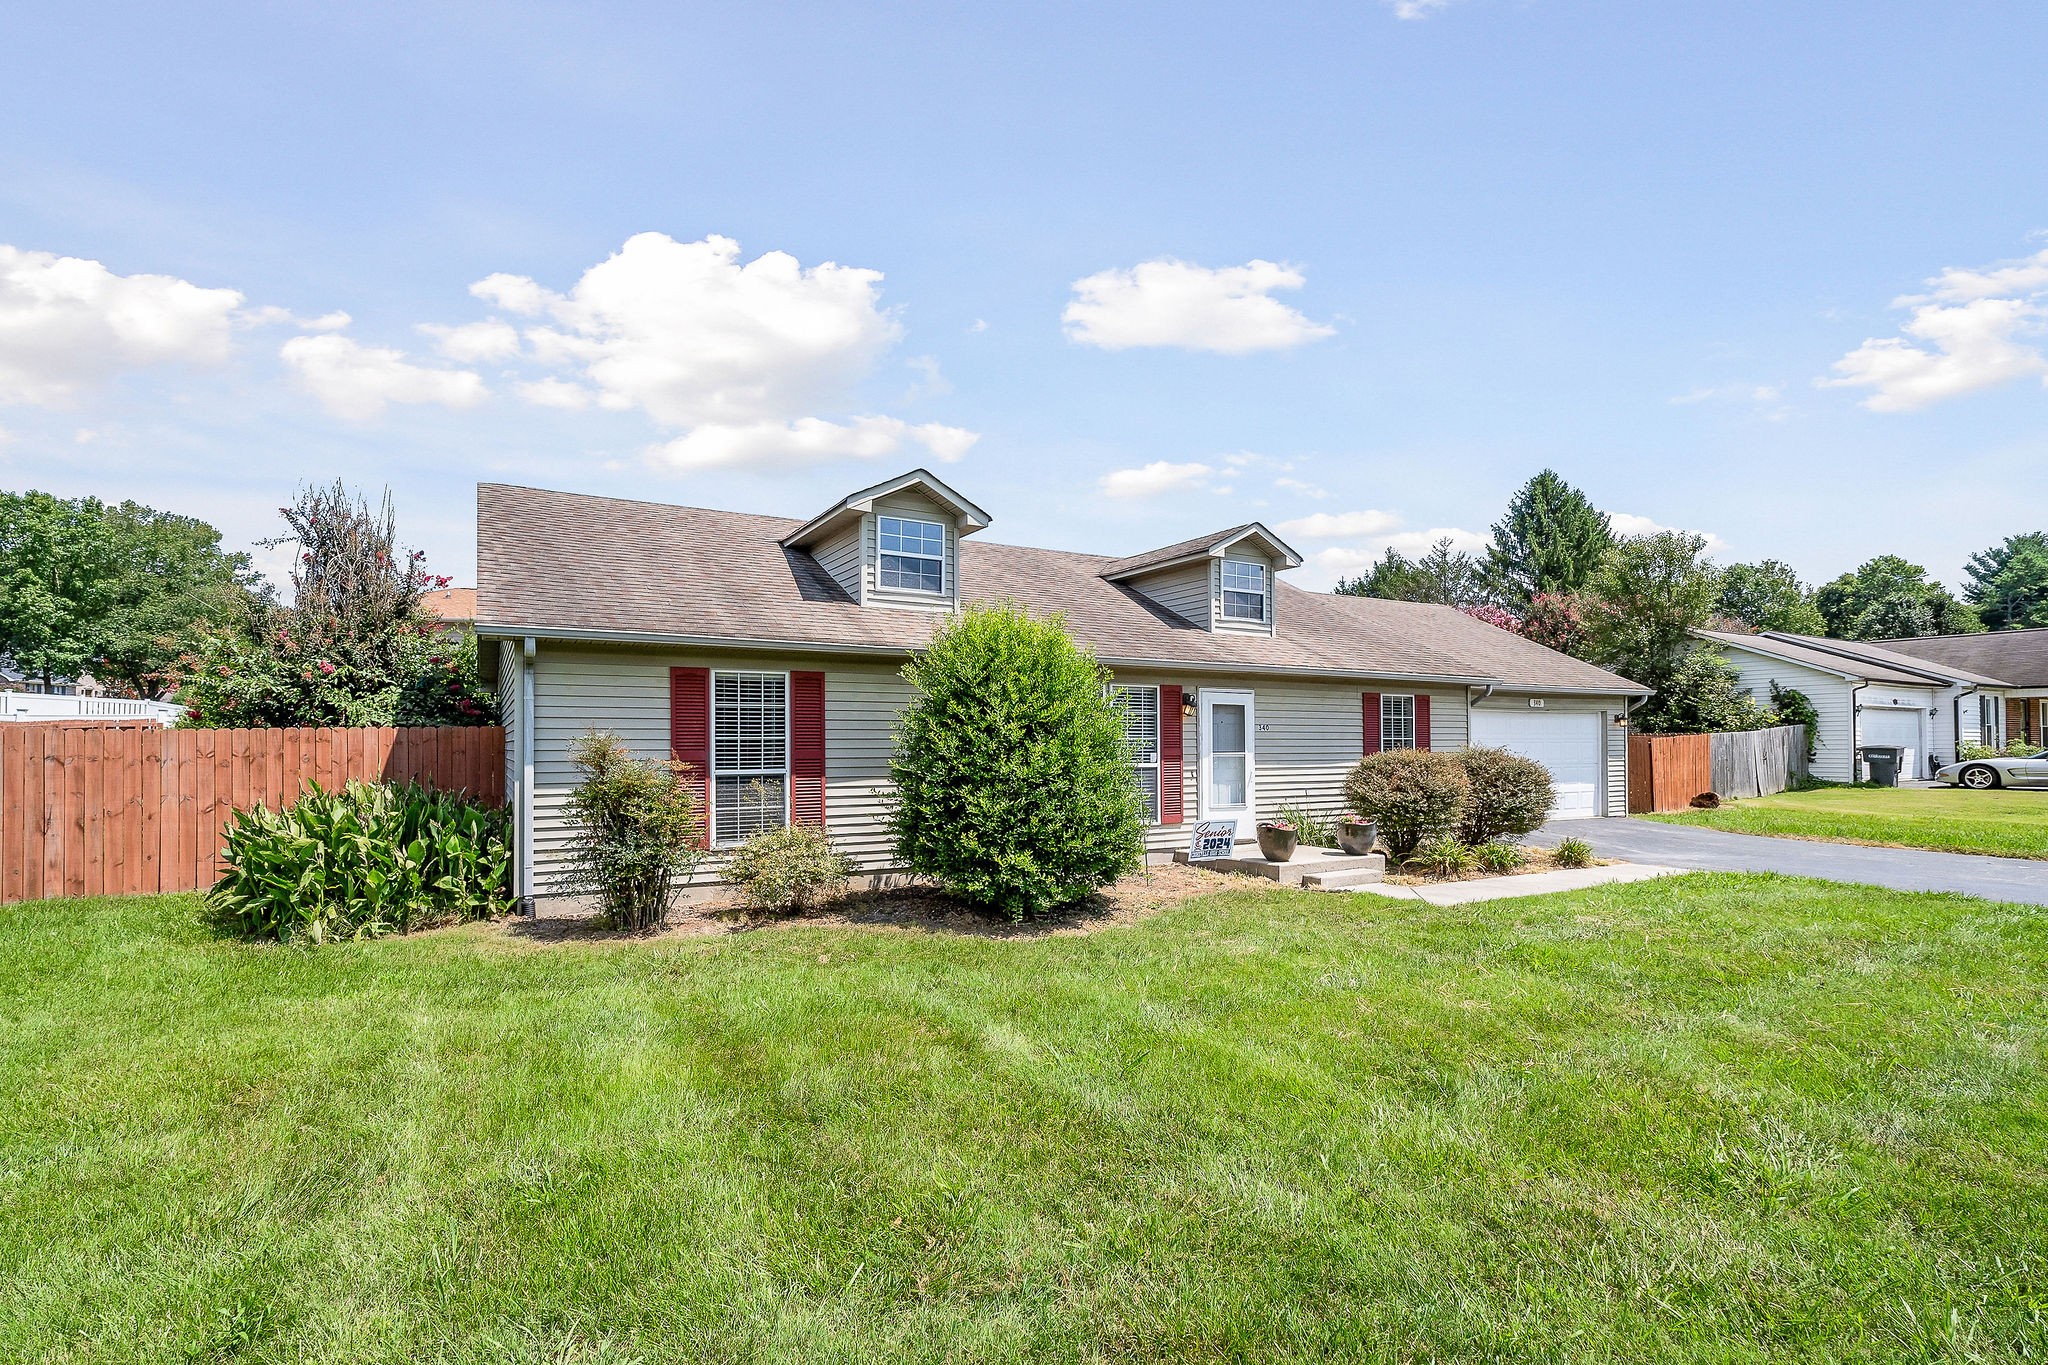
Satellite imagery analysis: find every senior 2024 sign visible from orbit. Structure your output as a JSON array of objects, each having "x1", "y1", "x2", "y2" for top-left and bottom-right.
[{"x1": 1187, "y1": 821, "x2": 1238, "y2": 862}]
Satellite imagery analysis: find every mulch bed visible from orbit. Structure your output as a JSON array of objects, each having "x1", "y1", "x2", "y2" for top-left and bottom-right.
[{"x1": 500, "y1": 860, "x2": 1243, "y2": 944}]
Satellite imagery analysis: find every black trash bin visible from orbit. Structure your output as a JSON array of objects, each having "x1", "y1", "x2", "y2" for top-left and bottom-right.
[{"x1": 1860, "y1": 746, "x2": 1901, "y2": 787}]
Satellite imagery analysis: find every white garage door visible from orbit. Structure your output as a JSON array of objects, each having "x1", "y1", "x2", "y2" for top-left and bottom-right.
[
  {"x1": 1469, "y1": 709, "x2": 1603, "y2": 820},
  {"x1": 1858, "y1": 707, "x2": 1921, "y2": 781}
]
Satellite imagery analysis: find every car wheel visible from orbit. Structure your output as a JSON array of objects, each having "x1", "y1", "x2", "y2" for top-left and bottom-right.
[{"x1": 1960, "y1": 764, "x2": 2000, "y2": 790}]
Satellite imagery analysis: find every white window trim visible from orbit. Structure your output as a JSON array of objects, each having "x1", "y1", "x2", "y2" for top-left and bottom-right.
[
  {"x1": 1381, "y1": 693, "x2": 1417, "y2": 750},
  {"x1": 711, "y1": 668, "x2": 792, "y2": 847},
  {"x1": 1111, "y1": 683, "x2": 1162, "y2": 824},
  {"x1": 876, "y1": 514, "x2": 947, "y2": 596},
  {"x1": 1219, "y1": 558, "x2": 1268, "y2": 623}
]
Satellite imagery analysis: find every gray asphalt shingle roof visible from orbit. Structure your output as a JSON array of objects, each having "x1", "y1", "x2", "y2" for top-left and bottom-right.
[
  {"x1": 1699, "y1": 629, "x2": 1998, "y2": 688},
  {"x1": 1871, "y1": 629, "x2": 2048, "y2": 689},
  {"x1": 477, "y1": 483, "x2": 1644, "y2": 693}
]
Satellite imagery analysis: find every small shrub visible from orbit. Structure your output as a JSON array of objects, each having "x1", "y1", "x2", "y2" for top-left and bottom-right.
[
  {"x1": 1407, "y1": 834, "x2": 1473, "y2": 878},
  {"x1": 2005, "y1": 738, "x2": 2037, "y2": 757},
  {"x1": 1957, "y1": 744, "x2": 1998, "y2": 762},
  {"x1": 722, "y1": 823, "x2": 853, "y2": 913},
  {"x1": 1553, "y1": 837, "x2": 1594, "y2": 868},
  {"x1": 1472, "y1": 841, "x2": 1524, "y2": 874},
  {"x1": 210, "y1": 779, "x2": 512, "y2": 942},
  {"x1": 1768, "y1": 682, "x2": 1820, "y2": 761},
  {"x1": 1344, "y1": 749, "x2": 1470, "y2": 858},
  {"x1": 1456, "y1": 746, "x2": 1556, "y2": 845},
  {"x1": 1274, "y1": 802, "x2": 1336, "y2": 847},
  {"x1": 559, "y1": 730, "x2": 705, "y2": 932},
  {"x1": 890, "y1": 603, "x2": 1146, "y2": 920}
]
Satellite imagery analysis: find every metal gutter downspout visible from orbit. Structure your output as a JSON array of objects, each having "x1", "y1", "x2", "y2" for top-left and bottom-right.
[
  {"x1": 520, "y1": 635, "x2": 537, "y2": 916},
  {"x1": 1468, "y1": 683, "x2": 1496, "y2": 710}
]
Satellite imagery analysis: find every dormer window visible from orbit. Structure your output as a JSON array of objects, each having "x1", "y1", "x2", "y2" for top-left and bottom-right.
[
  {"x1": 878, "y1": 515, "x2": 946, "y2": 594},
  {"x1": 1221, "y1": 559, "x2": 1267, "y2": 622}
]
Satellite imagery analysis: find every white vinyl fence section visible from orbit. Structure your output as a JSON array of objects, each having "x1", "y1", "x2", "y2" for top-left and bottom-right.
[{"x1": 0, "y1": 693, "x2": 184, "y2": 725}]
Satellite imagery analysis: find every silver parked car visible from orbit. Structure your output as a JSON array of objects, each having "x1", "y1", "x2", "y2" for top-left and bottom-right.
[{"x1": 1933, "y1": 750, "x2": 2048, "y2": 789}]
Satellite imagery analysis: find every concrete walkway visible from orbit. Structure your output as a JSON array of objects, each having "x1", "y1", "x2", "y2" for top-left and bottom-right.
[
  {"x1": 1351, "y1": 861, "x2": 1685, "y2": 905},
  {"x1": 1525, "y1": 818, "x2": 2048, "y2": 907}
]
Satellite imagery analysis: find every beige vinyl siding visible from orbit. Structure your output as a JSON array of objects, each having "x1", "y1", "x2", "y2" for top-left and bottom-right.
[
  {"x1": 811, "y1": 521, "x2": 865, "y2": 602},
  {"x1": 1714, "y1": 646, "x2": 1858, "y2": 782},
  {"x1": 1126, "y1": 562, "x2": 1212, "y2": 628},
  {"x1": 866, "y1": 489, "x2": 958, "y2": 612},
  {"x1": 1212, "y1": 553, "x2": 1277, "y2": 636}
]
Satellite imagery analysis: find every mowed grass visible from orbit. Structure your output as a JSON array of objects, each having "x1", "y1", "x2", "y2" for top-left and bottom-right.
[
  {"x1": 3, "y1": 879, "x2": 2048, "y2": 1363},
  {"x1": 1645, "y1": 783, "x2": 2048, "y2": 860}
]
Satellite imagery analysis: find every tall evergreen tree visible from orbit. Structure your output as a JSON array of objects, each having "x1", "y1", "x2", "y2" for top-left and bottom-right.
[
  {"x1": 1335, "y1": 536, "x2": 1482, "y2": 605},
  {"x1": 1484, "y1": 470, "x2": 1614, "y2": 606},
  {"x1": 1963, "y1": 532, "x2": 2048, "y2": 630}
]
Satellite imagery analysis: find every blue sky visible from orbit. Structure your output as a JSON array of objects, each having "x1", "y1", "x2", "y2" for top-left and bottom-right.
[{"x1": 2, "y1": 0, "x2": 2044, "y2": 593}]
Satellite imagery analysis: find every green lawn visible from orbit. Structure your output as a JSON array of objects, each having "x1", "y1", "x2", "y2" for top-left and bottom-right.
[
  {"x1": 4, "y1": 880, "x2": 2047, "y2": 1363},
  {"x1": 1644, "y1": 784, "x2": 2048, "y2": 859}
]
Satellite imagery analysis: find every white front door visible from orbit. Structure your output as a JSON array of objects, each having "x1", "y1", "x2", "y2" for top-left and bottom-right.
[
  {"x1": 1470, "y1": 708, "x2": 1603, "y2": 820},
  {"x1": 1198, "y1": 689, "x2": 1256, "y2": 839}
]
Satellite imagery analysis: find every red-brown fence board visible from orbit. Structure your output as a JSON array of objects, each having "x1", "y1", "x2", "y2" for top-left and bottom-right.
[
  {"x1": 1627, "y1": 732, "x2": 1714, "y2": 814},
  {"x1": 0, "y1": 725, "x2": 505, "y2": 904}
]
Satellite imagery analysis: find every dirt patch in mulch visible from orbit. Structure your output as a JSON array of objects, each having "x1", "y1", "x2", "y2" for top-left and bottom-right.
[
  {"x1": 498, "y1": 860, "x2": 1245, "y2": 945},
  {"x1": 1381, "y1": 843, "x2": 1612, "y2": 886}
]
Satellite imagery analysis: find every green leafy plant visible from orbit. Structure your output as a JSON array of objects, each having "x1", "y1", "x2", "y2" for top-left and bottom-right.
[
  {"x1": 1552, "y1": 837, "x2": 1595, "y2": 868},
  {"x1": 209, "y1": 779, "x2": 512, "y2": 942},
  {"x1": 559, "y1": 730, "x2": 706, "y2": 932},
  {"x1": 1957, "y1": 744, "x2": 1998, "y2": 762},
  {"x1": 1769, "y1": 682, "x2": 1821, "y2": 761},
  {"x1": 1406, "y1": 834, "x2": 1473, "y2": 878},
  {"x1": 721, "y1": 823, "x2": 853, "y2": 914},
  {"x1": 1456, "y1": 746, "x2": 1556, "y2": 844},
  {"x1": 1274, "y1": 802, "x2": 1337, "y2": 848},
  {"x1": 890, "y1": 602, "x2": 1147, "y2": 921},
  {"x1": 1472, "y1": 840, "x2": 1525, "y2": 874},
  {"x1": 1344, "y1": 749, "x2": 1471, "y2": 859}
]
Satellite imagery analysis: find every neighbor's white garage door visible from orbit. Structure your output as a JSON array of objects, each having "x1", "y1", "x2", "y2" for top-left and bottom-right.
[
  {"x1": 1858, "y1": 706, "x2": 1921, "y2": 781},
  {"x1": 1469, "y1": 709, "x2": 1603, "y2": 820}
]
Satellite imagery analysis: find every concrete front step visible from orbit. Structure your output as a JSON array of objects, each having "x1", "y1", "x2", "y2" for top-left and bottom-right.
[{"x1": 1174, "y1": 843, "x2": 1386, "y2": 887}]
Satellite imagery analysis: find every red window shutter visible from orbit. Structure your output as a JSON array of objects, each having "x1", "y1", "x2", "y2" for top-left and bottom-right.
[
  {"x1": 670, "y1": 667, "x2": 711, "y2": 848},
  {"x1": 1416, "y1": 694, "x2": 1432, "y2": 750},
  {"x1": 1362, "y1": 691, "x2": 1382, "y2": 754},
  {"x1": 791, "y1": 670, "x2": 826, "y2": 827},
  {"x1": 1159, "y1": 685, "x2": 1184, "y2": 824}
]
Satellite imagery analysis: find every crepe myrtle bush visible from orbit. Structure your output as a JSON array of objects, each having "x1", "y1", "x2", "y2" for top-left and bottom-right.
[
  {"x1": 889, "y1": 602, "x2": 1147, "y2": 920},
  {"x1": 1344, "y1": 749, "x2": 1471, "y2": 859},
  {"x1": 1456, "y1": 746, "x2": 1556, "y2": 845}
]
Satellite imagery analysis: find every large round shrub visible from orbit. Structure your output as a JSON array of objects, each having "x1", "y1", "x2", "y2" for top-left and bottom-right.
[
  {"x1": 1456, "y1": 746, "x2": 1555, "y2": 845},
  {"x1": 890, "y1": 602, "x2": 1147, "y2": 919},
  {"x1": 1344, "y1": 749, "x2": 1470, "y2": 858}
]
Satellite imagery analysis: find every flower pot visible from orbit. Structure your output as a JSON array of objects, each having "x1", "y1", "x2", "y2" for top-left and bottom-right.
[
  {"x1": 1336, "y1": 819, "x2": 1378, "y2": 857},
  {"x1": 1256, "y1": 824, "x2": 1298, "y2": 862}
]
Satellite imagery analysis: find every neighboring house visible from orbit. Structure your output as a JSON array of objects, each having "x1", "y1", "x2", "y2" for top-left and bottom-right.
[
  {"x1": 1869, "y1": 628, "x2": 2048, "y2": 749},
  {"x1": 0, "y1": 656, "x2": 108, "y2": 697},
  {"x1": 421, "y1": 587, "x2": 477, "y2": 630},
  {"x1": 477, "y1": 470, "x2": 1647, "y2": 904},
  {"x1": 1696, "y1": 629, "x2": 2010, "y2": 781}
]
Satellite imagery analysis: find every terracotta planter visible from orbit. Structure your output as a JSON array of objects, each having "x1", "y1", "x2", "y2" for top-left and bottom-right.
[
  {"x1": 1256, "y1": 823, "x2": 1298, "y2": 862},
  {"x1": 1336, "y1": 819, "x2": 1378, "y2": 856}
]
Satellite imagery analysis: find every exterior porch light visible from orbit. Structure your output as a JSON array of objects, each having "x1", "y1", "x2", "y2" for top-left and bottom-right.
[{"x1": 1181, "y1": 690, "x2": 1197, "y2": 720}]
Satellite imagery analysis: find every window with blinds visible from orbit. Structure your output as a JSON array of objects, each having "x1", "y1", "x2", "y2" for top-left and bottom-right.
[
  {"x1": 1112, "y1": 684, "x2": 1161, "y2": 821},
  {"x1": 713, "y1": 671, "x2": 788, "y2": 844},
  {"x1": 1380, "y1": 693, "x2": 1416, "y2": 750}
]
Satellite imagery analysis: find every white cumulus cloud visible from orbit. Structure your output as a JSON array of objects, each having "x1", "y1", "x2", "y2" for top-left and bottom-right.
[
  {"x1": 1277, "y1": 509, "x2": 1402, "y2": 539},
  {"x1": 1821, "y1": 248, "x2": 2048, "y2": 411},
  {"x1": 1608, "y1": 511, "x2": 1730, "y2": 556},
  {"x1": 1098, "y1": 460, "x2": 1217, "y2": 498},
  {"x1": 0, "y1": 244, "x2": 246, "y2": 405},
  {"x1": 1063, "y1": 258, "x2": 1335, "y2": 354},
  {"x1": 449, "y1": 232, "x2": 972, "y2": 470},
  {"x1": 419, "y1": 319, "x2": 521, "y2": 363},
  {"x1": 280, "y1": 334, "x2": 488, "y2": 422},
  {"x1": 1388, "y1": 0, "x2": 1456, "y2": 16}
]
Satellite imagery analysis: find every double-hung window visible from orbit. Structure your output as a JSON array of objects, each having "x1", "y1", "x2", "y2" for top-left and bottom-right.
[
  {"x1": 1981, "y1": 694, "x2": 2000, "y2": 747},
  {"x1": 878, "y1": 515, "x2": 945, "y2": 594},
  {"x1": 1220, "y1": 559, "x2": 1267, "y2": 622},
  {"x1": 712, "y1": 671, "x2": 788, "y2": 845},
  {"x1": 1111, "y1": 684, "x2": 1162, "y2": 822},
  {"x1": 1380, "y1": 693, "x2": 1416, "y2": 750}
]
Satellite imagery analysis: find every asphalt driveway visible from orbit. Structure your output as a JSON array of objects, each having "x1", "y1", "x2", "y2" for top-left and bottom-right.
[{"x1": 1527, "y1": 818, "x2": 2048, "y2": 907}]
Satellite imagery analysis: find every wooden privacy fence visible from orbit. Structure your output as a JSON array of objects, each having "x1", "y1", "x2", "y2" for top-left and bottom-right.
[
  {"x1": 1629, "y1": 724, "x2": 1807, "y2": 813},
  {"x1": 0, "y1": 725, "x2": 504, "y2": 905}
]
